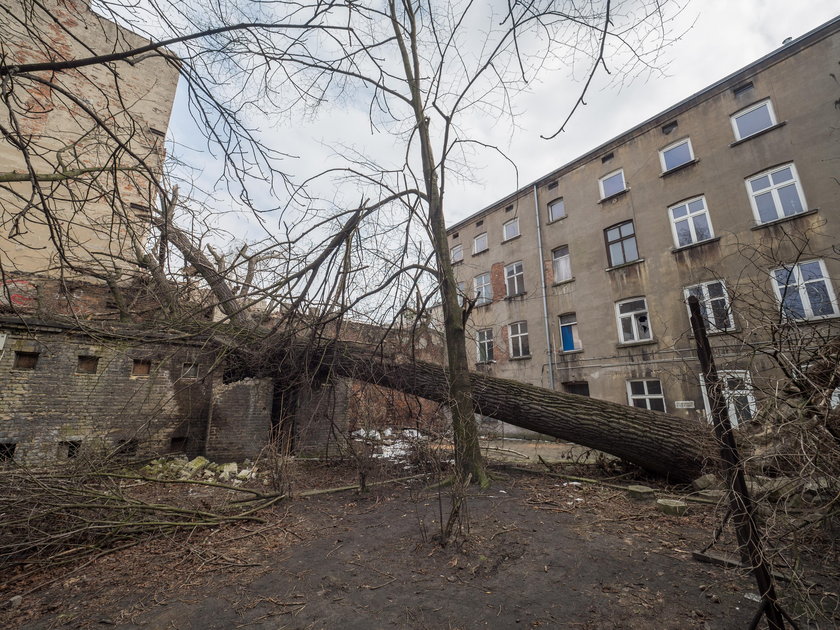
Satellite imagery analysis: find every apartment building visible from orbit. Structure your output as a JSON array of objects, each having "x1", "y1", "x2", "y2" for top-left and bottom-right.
[
  {"x1": 448, "y1": 17, "x2": 840, "y2": 426},
  {"x1": 0, "y1": 0, "x2": 179, "y2": 280}
]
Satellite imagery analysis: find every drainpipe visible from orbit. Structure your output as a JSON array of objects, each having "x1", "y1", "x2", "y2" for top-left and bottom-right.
[{"x1": 533, "y1": 184, "x2": 556, "y2": 390}]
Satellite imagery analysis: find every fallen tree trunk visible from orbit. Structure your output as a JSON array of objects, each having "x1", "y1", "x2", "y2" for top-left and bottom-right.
[{"x1": 287, "y1": 342, "x2": 714, "y2": 483}]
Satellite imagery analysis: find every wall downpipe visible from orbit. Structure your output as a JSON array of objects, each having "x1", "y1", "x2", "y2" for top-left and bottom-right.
[{"x1": 533, "y1": 184, "x2": 556, "y2": 390}]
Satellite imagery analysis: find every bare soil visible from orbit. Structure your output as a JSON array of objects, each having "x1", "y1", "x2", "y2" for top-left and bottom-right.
[{"x1": 0, "y1": 459, "x2": 832, "y2": 629}]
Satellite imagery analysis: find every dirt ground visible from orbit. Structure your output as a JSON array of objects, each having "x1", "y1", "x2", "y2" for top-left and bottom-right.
[{"x1": 11, "y1": 452, "x2": 833, "y2": 630}]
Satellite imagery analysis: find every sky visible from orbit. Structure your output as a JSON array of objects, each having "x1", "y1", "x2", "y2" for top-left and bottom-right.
[{"x1": 165, "y1": 1, "x2": 840, "y2": 239}]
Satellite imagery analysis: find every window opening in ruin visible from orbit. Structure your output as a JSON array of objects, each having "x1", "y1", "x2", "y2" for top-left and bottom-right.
[
  {"x1": 13, "y1": 351, "x2": 39, "y2": 370},
  {"x1": 62, "y1": 440, "x2": 81, "y2": 458},
  {"x1": 182, "y1": 362, "x2": 199, "y2": 378},
  {"x1": 0, "y1": 443, "x2": 16, "y2": 462},
  {"x1": 563, "y1": 381, "x2": 590, "y2": 396},
  {"x1": 76, "y1": 355, "x2": 99, "y2": 374},
  {"x1": 132, "y1": 359, "x2": 152, "y2": 376}
]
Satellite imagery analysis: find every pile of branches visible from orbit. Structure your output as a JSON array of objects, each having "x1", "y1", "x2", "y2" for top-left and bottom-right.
[{"x1": 0, "y1": 460, "x2": 284, "y2": 585}]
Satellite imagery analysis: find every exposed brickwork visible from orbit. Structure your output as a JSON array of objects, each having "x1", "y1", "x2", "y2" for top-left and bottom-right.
[
  {"x1": 0, "y1": 319, "x2": 213, "y2": 465},
  {"x1": 207, "y1": 378, "x2": 273, "y2": 462}
]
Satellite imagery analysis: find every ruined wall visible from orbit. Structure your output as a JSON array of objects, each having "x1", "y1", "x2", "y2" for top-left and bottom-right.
[
  {"x1": 0, "y1": 319, "x2": 214, "y2": 465},
  {"x1": 207, "y1": 377, "x2": 273, "y2": 462},
  {"x1": 292, "y1": 377, "x2": 349, "y2": 457}
]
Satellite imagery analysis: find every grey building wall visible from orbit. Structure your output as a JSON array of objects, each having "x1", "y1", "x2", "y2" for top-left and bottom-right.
[{"x1": 448, "y1": 17, "x2": 840, "y2": 423}]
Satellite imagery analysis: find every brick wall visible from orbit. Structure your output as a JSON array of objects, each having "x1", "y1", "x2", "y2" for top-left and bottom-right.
[
  {"x1": 207, "y1": 377, "x2": 273, "y2": 462},
  {"x1": 0, "y1": 320, "x2": 213, "y2": 465}
]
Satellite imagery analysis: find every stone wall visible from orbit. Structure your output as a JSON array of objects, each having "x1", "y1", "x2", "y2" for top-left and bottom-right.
[{"x1": 0, "y1": 319, "x2": 213, "y2": 466}]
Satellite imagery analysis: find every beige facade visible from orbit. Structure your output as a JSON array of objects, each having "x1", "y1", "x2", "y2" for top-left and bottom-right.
[
  {"x1": 448, "y1": 17, "x2": 840, "y2": 425},
  {"x1": 0, "y1": 0, "x2": 179, "y2": 279}
]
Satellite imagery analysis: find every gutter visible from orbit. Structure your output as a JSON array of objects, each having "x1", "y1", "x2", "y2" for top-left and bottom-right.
[{"x1": 533, "y1": 184, "x2": 555, "y2": 390}]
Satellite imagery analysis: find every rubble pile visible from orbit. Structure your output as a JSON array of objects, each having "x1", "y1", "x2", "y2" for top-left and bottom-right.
[{"x1": 141, "y1": 455, "x2": 257, "y2": 484}]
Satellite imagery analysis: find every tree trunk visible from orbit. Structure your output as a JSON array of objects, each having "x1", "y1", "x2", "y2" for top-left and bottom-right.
[{"x1": 303, "y1": 342, "x2": 712, "y2": 482}]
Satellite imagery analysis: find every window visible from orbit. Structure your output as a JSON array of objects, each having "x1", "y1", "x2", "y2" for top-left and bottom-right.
[
  {"x1": 552, "y1": 246, "x2": 572, "y2": 283},
  {"x1": 559, "y1": 313, "x2": 580, "y2": 352},
  {"x1": 605, "y1": 221, "x2": 639, "y2": 267},
  {"x1": 599, "y1": 169, "x2": 626, "y2": 199},
  {"x1": 477, "y1": 328, "x2": 494, "y2": 363},
  {"x1": 627, "y1": 380, "x2": 666, "y2": 412},
  {"x1": 563, "y1": 382, "x2": 590, "y2": 396},
  {"x1": 76, "y1": 356, "x2": 99, "y2": 374},
  {"x1": 0, "y1": 443, "x2": 16, "y2": 463},
  {"x1": 684, "y1": 281, "x2": 733, "y2": 332},
  {"x1": 62, "y1": 440, "x2": 81, "y2": 459},
  {"x1": 456, "y1": 281, "x2": 466, "y2": 306},
  {"x1": 659, "y1": 138, "x2": 694, "y2": 172},
  {"x1": 503, "y1": 218, "x2": 520, "y2": 241},
  {"x1": 474, "y1": 273, "x2": 491, "y2": 306},
  {"x1": 616, "y1": 298, "x2": 652, "y2": 343},
  {"x1": 772, "y1": 260, "x2": 838, "y2": 320},
  {"x1": 474, "y1": 232, "x2": 488, "y2": 254},
  {"x1": 508, "y1": 321, "x2": 530, "y2": 358},
  {"x1": 746, "y1": 163, "x2": 806, "y2": 224},
  {"x1": 450, "y1": 244, "x2": 463, "y2": 263},
  {"x1": 669, "y1": 196, "x2": 713, "y2": 248},
  {"x1": 548, "y1": 198, "x2": 565, "y2": 222},
  {"x1": 12, "y1": 351, "x2": 38, "y2": 370},
  {"x1": 132, "y1": 359, "x2": 152, "y2": 376},
  {"x1": 731, "y1": 99, "x2": 776, "y2": 140},
  {"x1": 182, "y1": 362, "x2": 199, "y2": 378},
  {"x1": 115, "y1": 438, "x2": 139, "y2": 458},
  {"x1": 701, "y1": 371, "x2": 756, "y2": 428},
  {"x1": 504, "y1": 261, "x2": 525, "y2": 296}
]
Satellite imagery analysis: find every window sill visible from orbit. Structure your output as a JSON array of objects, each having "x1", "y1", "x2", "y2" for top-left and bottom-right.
[
  {"x1": 509, "y1": 355, "x2": 532, "y2": 361},
  {"x1": 729, "y1": 121, "x2": 786, "y2": 147},
  {"x1": 552, "y1": 277, "x2": 575, "y2": 287},
  {"x1": 472, "y1": 249, "x2": 489, "y2": 257},
  {"x1": 616, "y1": 339, "x2": 657, "y2": 349},
  {"x1": 501, "y1": 234, "x2": 521, "y2": 244},
  {"x1": 557, "y1": 349, "x2": 584, "y2": 356},
  {"x1": 546, "y1": 216, "x2": 567, "y2": 225},
  {"x1": 660, "y1": 158, "x2": 699, "y2": 177},
  {"x1": 598, "y1": 188, "x2": 630, "y2": 204},
  {"x1": 475, "y1": 361, "x2": 496, "y2": 366},
  {"x1": 474, "y1": 301, "x2": 492, "y2": 309},
  {"x1": 671, "y1": 237, "x2": 721, "y2": 253},
  {"x1": 451, "y1": 259, "x2": 463, "y2": 266},
  {"x1": 782, "y1": 312, "x2": 840, "y2": 324},
  {"x1": 751, "y1": 208, "x2": 818, "y2": 230},
  {"x1": 605, "y1": 259, "x2": 644, "y2": 272},
  {"x1": 504, "y1": 292, "x2": 528, "y2": 301}
]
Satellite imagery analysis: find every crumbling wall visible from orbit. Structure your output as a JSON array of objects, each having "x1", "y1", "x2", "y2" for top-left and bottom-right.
[
  {"x1": 292, "y1": 377, "x2": 349, "y2": 456},
  {"x1": 207, "y1": 377, "x2": 273, "y2": 461},
  {"x1": 0, "y1": 320, "x2": 212, "y2": 465}
]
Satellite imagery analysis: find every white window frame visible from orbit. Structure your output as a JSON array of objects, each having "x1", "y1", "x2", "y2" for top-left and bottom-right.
[
  {"x1": 450, "y1": 243, "x2": 463, "y2": 263},
  {"x1": 731, "y1": 99, "x2": 777, "y2": 141},
  {"x1": 558, "y1": 313, "x2": 580, "y2": 352},
  {"x1": 700, "y1": 371, "x2": 757, "y2": 428},
  {"x1": 626, "y1": 379, "x2": 666, "y2": 412},
  {"x1": 476, "y1": 328, "x2": 494, "y2": 363},
  {"x1": 503, "y1": 217, "x2": 520, "y2": 241},
  {"x1": 684, "y1": 280, "x2": 733, "y2": 332},
  {"x1": 745, "y1": 163, "x2": 807, "y2": 224},
  {"x1": 548, "y1": 198, "x2": 566, "y2": 222},
  {"x1": 659, "y1": 138, "x2": 694, "y2": 172},
  {"x1": 474, "y1": 272, "x2": 491, "y2": 306},
  {"x1": 552, "y1": 245, "x2": 572, "y2": 283},
  {"x1": 669, "y1": 196, "x2": 714, "y2": 248},
  {"x1": 616, "y1": 297, "x2": 652, "y2": 343},
  {"x1": 504, "y1": 261, "x2": 525, "y2": 297},
  {"x1": 599, "y1": 169, "x2": 626, "y2": 199},
  {"x1": 771, "y1": 259, "x2": 839, "y2": 320},
  {"x1": 508, "y1": 321, "x2": 530, "y2": 358},
  {"x1": 473, "y1": 232, "x2": 488, "y2": 254}
]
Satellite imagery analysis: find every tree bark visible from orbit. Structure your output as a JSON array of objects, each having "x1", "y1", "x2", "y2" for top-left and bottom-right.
[{"x1": 301, "y1": 342, "x2": 712, "y2": 483}]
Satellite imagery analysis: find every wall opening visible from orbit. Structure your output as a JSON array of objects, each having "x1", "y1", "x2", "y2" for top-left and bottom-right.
[
  {"x1": 76, "y1": 355, "x2": 99, "y2": 374},
  {"x1": 61, "y1": 440, "x2": 81, "y2": 458},
  {"x1": 132, "y1": 359, "x2": 152, "y2": 376},
  {"x1": 0, "y1": 442, "x2": 17, "y2": 462},
  {"x1": 169, "y1": 436, "x2": 188, "y2": 453},
  {"x1": 13, "y1": 351, "x2": 39, "y2": 370},
  {"x1": 115, "y1": 438, "x2": 139, "y2": 458},
  {"x1": 563, "y1": 381, "x2": 591, "y2": 397}
]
